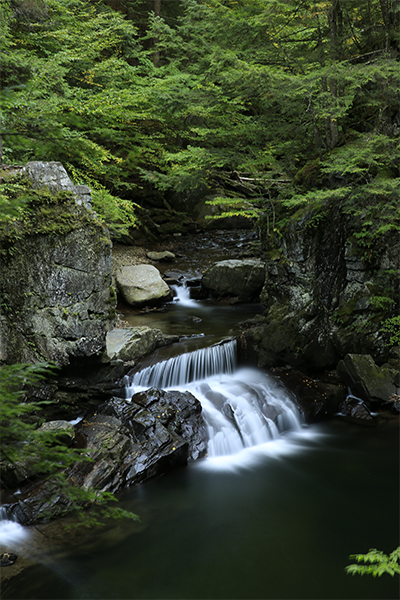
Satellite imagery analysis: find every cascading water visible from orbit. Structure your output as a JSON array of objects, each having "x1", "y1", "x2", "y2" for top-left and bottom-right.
[
  {"x1": 128, "y1": 339, "x2": 237, "y2": 389},
  {"x1": 0, "y1": 505, "x2": 29, "y2": 545},
  {"x1": 171, "y1": 283, "x2": 197, "y2": 307},
  {"x1": 126, "y1": 339, "x2": 303, "y2": 460}
]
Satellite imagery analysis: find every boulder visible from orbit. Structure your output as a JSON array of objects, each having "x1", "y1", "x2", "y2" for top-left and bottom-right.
[
  {"x1": 146, "y1": 251, "x2": 175, "y2": 262},
  {"x1": 337, "y1": 353, "x2": 398, "y2": 403},
  {"x1": 116, "y1": 265, "x2": 172, "y2": 307},
  {"x1": 105, "y1": 327, "x2": 179, "y2": 362},
  {"x1": 4, "y1": 389, "x2": 207, "y2": 525},
  {"x1": 37, "y1": 420, "x2": 75, "y2": 445},
  {"x1": 0, "y1": 162, "x2": 115, "y2": 366},
  {"x1": 201, "y1": 259, "x2": 265, "y2": 300},
  {"x1": 21, "y1": 161, "x2": 92, "y2": 209}
]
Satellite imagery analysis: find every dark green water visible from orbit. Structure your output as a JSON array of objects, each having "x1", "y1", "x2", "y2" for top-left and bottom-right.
[{"x1": 5, "y1": 419, "x2": 399, "y2": 599}]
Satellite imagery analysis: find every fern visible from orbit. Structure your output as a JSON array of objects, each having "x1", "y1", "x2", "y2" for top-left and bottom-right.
[{"x1": 346, "y1": 547, "x2": 400, "y2": 578}]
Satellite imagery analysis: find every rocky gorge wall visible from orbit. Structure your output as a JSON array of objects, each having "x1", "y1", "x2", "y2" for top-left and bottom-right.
[
  {"x1": 0, "y1": 162, "x2": 116, "y2": 367},
  {"x1": 240, "y1": 200, "x2": 400, "y2": 405}
]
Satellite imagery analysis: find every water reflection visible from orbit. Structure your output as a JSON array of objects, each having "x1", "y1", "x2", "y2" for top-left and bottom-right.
[{"x1": 121, "y1": 299, "x2": 265, "y2": 345}]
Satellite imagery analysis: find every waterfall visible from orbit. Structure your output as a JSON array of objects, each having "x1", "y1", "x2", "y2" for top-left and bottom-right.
[
  {"x1": 126, "y1": 339, "x2": 303, "y2": 459},
  {"x1": 0, "y1": 506, "x2": 29, "y2": 545},
  {"x1": 171, "y1": 283, "x2": 197, "y2": 307},
  {"x1": 127, "y1": 339, "x2": 237, "y2": 390}
]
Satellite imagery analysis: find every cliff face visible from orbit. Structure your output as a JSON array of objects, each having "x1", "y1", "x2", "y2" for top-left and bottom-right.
[
  {"x1": 0, "y1": 162, "x2": 116, "y2": 366},
  {"x1": 241, "y1": 200, "x2": 399, "y2": 377}
]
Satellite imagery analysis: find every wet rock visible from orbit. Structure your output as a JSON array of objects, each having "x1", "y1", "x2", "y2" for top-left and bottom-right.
[
  {"x1": 338, "y1": 396, "x2": 376, "y2": 425},
  {"x1": 0, "y1": 552, "x2": 18, "y2": 567},
  {"x1": 37, "y1": 420, "x2": 75, "y2": 446},
  {"x1": 269, "y1": 366, "x2": 347, "y2": 422},
  {"x1": 122, "y1": 387, "x2": 208, "y2": 461},
  {"x1": 105, "y1": 327, "x2": 179, "y2": 362},
  {"x1": 337, "y1": 353, "x2": 398, "y2": 403},
  {"x1": 116, "y1": 265, "x2": 172, "y2": 307},
  {"x1": 3, "y1": 389, "x2": 207, "y2": 526},
  {"x1": 202, "y1": 259, "x2": 265, "y2": 300}
]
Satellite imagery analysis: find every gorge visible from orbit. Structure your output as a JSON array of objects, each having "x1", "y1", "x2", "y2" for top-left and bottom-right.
[
  {"x1": 1, "y1": 0, "x2": 399, "y2": 595},
  {"x1": 0, "y1": 164, "x2": 399, "y2": 598}
]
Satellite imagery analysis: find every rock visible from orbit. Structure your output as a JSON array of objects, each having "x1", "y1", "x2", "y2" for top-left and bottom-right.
[
  {"x1": 105, "y1": 327, "x2": 179, "y2": 362},
  {"x1": 0, "y1": 553, "x2": 18, "y2": 567},
  {"x1": 242, "y1": 200, "x2": 399, "y2": 371},
  {"x1": 0, "y1": 162, "x2": 115, "y2": 366},
  {"x1": 201, "y1": 259, "x2": 265, "y2": 300},
  {"x1": 4, "y1": 389, "x2": 207, "y2": 525},
  {"x1": 116, "y1": 265, "x2": 172, "y2": 307},
  {"x1": 21, "y1": 161, "x2": 92, "y2": 209},
  {"x1": 269, "y1": 366, "x2": 347, "y2": 422},
  {"x1": 146, "y1": 251, "x2": 175, "y2": 262},
  {"x1": 337, "y1": 354, "x2": 398, "y2": 403},
  {"x1": 37, "y1": 420, "x2": 75, "y2": 445},
  {"x1": 117, "y1": 388, "x2": 208, "y2": 462},
  {"x1": 338, "y1": 396, "x2": 376, "y2": 424}
]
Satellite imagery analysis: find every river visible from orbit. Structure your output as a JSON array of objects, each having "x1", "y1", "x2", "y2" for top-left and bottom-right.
[{"x1": 1, "y1": 231, "x2": 399, "y2": 599}]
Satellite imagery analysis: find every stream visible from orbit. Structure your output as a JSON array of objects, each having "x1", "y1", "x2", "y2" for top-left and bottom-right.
[{"x1": 1, "y1": 231, "x2": 399, "y2": 599}]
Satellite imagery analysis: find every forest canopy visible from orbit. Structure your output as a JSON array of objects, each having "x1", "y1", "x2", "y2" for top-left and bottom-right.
[{"x1": 1, "y1": 0, "x2": 399, "y2": 234}]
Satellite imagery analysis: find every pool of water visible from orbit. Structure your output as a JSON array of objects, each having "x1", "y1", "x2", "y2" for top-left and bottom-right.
[
  {"x1": 3, "y1": 419, "x2": 399, "y2": 599},
  {"x1": 120, "y1": 299, "x2": 265, "y2": 348}
]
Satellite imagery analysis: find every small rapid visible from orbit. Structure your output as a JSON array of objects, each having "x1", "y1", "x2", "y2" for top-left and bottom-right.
[
  {"x1": 125, "y1": 339, "x2": 303, "y2": 462},
  {"x1": 0, "y1": 506, "x2": 29, "y2": 546},
  {"x1": 171, "y1": 283, "x2": 198, "y2": 307}
]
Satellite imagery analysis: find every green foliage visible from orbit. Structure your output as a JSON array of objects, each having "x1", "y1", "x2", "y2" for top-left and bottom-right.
[
  {"x1": 91, "y1": 188, "x2": 139, "y2": 239},
  {"x1": 67, "y1": 166, "x2": 141, "y2": 239},
  {"x1": 370, "y1": 296, "x2": 395, "y2": 311},
  {"x1": 1, "y1": 0, "x2": 398, "y2": 227},
  {"x1": 381, "y1": 315, "x2": 400, "y2": 346},
  {"x1": 204, "y1": 196, "x2": 260, "y2": 221},
  {"x1": 346, "y1": 547, "x2": 400, "y2": 578},
  {"x1": 0, "y1": 362, "x2": 139, "y2": 527}
]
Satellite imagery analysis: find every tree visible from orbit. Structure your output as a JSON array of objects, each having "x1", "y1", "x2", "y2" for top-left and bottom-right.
[{"x1": 1, "y1": 0, "x2": 398, "y2": 229}]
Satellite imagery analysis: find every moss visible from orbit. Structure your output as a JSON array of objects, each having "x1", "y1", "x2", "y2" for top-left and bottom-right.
[
  {"x1": 293, "y1": 160, "x2": 322, "y2": 188},
  {"x1": 109, "y1": 285, "x2": 117, "y2": 302},
  {"x1": 0, "y1": 175, "x2": 106, "y2": 257}
]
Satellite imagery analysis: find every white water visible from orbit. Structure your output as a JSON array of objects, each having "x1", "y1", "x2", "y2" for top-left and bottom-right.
[
  {"x1": 0, "y1": 506, "x2": 30, "y2": 546},
  {"x1": 128, "y1": 339, "x2": 237, "y2": 389},
  {"x1": 171, "y1": 283, "x2": 198, "y2": 307},
  {"x1": 126, "y1": 340, "x2": 305, "y2": 465}
]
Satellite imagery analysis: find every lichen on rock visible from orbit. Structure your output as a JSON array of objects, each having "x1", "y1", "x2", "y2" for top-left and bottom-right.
[{"x1": 0, "y1": 162, "x2": 115, "y2": 366}]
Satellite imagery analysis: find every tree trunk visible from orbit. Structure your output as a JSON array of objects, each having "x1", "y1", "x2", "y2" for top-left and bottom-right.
[
  {"x1": 325, "y1": 1, "x2": 342, "y2": 150},
  {"x1": 328, "y1": 0, "x2": 343, "y2": 61},
  {"x1": 153, "y1": 0, "x2": 161, "y2": 67}
]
